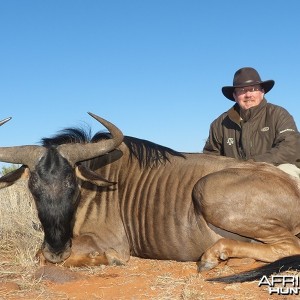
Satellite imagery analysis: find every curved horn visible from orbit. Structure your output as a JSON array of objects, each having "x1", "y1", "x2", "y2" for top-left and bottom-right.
[
  {"x1": 0, "y1": 117, "x2": 12, "y2": 126},
  {"x1": 58, "y1": 112, "x2": 124, "y2": 166},
  {"x1": 0, "y1": 145, "x2": 46, "y2": 170},
  {"x1": 0, "y1": 117, "x2": 46, "y2": 169}
]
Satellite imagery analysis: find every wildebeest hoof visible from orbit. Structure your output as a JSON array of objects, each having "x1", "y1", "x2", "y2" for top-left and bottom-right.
[
  {"x1": 105, "y1": 249, "x2": 126, "y2": 266},
  {"x1": 107, "y1": 257, "x2": 124, "y2": 266},
  {"x1": 219, "y1": 251, "x2": 229, "y2": 261},
  {"x1": 197, "y1": 260, "x2": 218, "y2": 272},
  {"x1": 88, "y1": 251, "x2": 100, "y2": 258}
]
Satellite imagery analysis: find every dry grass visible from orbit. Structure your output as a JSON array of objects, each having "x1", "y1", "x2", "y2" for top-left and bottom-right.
[
  {"x1": 0, "y1": 179, "x2": 42, "y2": 265},
  {"x1": 0, "y1": 178, "x2": 44, "y2": 297}
]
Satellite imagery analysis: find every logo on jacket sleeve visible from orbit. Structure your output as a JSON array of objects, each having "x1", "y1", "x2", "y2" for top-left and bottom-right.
[
  {"x1": 279, "y1": 128, "x2": 295, "y2": 134},
  {"x1": 227, "y1": 138, "x2": 234, "y2": 146},
  {"x1": 261, "y1": 127, "x2": 269, "y2": 132}
]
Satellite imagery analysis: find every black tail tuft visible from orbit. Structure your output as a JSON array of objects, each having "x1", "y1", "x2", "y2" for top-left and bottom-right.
[{"x1": 207, "y1": 255, "x2": 300, "y2": 283}]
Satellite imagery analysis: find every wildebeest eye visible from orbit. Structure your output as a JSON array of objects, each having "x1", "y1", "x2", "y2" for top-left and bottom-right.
[{"x1": 64, "y1": 174, "x2": 77, "y2": 188}]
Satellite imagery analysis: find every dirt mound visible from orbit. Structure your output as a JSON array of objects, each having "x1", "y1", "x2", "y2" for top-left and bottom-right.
[{"x1": 34, "y1": 265, "x2": 83, "y2": 283}]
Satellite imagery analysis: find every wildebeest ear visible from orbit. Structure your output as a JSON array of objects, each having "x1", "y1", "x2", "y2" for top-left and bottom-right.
[
  {"x1": 0, "y1": 165, "x2": 29, "y2": 189},
  {"x1": 89, "y1": 149, "x2": 123, "y2": 169},
  {"x1": 75, "y1": 165, "x2": 116, "y2": 187}
]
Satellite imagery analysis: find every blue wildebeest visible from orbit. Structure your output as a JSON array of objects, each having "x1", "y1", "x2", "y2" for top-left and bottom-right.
[{"x1": 1, "y1": 112, "x2": 300, "y2": 282}]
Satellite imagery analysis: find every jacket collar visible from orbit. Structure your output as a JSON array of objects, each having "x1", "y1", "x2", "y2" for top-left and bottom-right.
[{"x1": 228, "y1": 99, "x2": 267, "y2": 125}]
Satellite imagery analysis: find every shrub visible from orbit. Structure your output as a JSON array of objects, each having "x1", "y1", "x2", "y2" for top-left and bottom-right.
[{"x1": 1, "y1": 164, "x2": 20, "y2": 176}]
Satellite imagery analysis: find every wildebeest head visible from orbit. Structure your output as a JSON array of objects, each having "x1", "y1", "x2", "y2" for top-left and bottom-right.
[{"x1": 0, "y1": 113, "x2": 123, "y2": 263}]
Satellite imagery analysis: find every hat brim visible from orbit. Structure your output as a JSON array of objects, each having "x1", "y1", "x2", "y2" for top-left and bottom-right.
[{"x1": 222, "y1": 80, "x2": 275, "y2": 101}]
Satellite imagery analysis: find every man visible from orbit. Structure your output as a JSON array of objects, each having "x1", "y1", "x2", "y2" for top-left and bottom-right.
[{"x1": 203, "y1": 67, "x2": 300, "y2": 177}]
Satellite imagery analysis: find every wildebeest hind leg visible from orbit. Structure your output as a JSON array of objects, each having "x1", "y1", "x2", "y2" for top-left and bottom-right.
[{"x1": 197, "y1": 236, "x2": 300, "y2": 271}]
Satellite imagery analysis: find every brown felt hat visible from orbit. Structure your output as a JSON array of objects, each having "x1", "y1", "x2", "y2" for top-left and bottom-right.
[{"x1": 222, "y1": 67, "x2": 275, "y2": 101}]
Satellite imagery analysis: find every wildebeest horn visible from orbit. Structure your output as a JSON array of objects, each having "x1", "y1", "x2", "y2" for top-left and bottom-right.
[
  {"x1": 58, "y1": 112, "x2": 124, "y2": 166},
  {"x1": 0, "y1": 116, "x2": 45, "y2": 169},
  {"x1": 0, "y1": 117, "x2": 12, "y2": 126},
  {"x1": 0, "y1": 113, "x2": 123, "y2": 169},
  {"x1": 0, "y1": 145, "x2": 46, "y2": 170}
]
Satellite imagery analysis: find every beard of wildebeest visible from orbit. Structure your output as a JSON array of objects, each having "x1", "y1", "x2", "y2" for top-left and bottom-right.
[{"x1": 28, "y1": 147, "x2": 80, "y2": 263}]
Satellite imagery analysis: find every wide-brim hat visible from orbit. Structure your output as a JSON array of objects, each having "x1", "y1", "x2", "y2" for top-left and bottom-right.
[{"x1": 222, "y1": 67, "x2": 275, "y2": 101}]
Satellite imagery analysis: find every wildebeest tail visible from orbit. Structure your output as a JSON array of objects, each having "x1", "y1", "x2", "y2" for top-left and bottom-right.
[{"x1": 207, "y1": 255, "x2": 300, "y2": 283}]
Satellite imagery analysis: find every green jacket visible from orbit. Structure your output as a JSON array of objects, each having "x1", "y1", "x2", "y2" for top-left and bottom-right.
[{"x1": 203, "y1": 99, "x2": 300, "y2": 167}]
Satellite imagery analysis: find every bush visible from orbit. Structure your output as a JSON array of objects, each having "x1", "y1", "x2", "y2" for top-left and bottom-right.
[
  {"x1": 1, "y1": 164, "x2": 20, "y2": 176},
  {"x1": 0, "y1": 178, "x2": 42, "y2": 266}
]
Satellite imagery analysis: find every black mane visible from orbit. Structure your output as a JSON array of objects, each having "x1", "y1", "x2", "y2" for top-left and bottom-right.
[{"x1": 41, "y1": 127, "x2": 185, "y2": 168}]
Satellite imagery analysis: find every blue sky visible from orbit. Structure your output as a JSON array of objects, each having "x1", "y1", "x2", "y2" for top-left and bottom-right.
[{"x1": 0, "y1": 0, "x2": 300, "y2": 159}]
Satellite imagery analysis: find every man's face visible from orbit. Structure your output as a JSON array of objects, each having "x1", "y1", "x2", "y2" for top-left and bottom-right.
[{"x1": 233, "y1": 85, "x2": 265, "y2": 110}]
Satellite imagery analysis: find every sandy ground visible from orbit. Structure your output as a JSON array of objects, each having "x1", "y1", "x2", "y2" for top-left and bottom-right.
[{"x1": 0, "y1": 255, "x2": 293, "y2": 300}]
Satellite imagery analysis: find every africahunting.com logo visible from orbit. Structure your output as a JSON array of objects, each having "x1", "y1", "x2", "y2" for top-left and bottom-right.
[{"x1": 258, "y1": 275, "x2": 300, "y2": 295}]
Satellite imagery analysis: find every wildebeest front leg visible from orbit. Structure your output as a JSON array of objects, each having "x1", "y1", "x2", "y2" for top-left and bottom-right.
[
  {"x1": 64, "y1": 235, "x2": 130, "y2": 267},
  {"x1": 38, "y1": 234, "x2": 130, "y2": 267}
]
